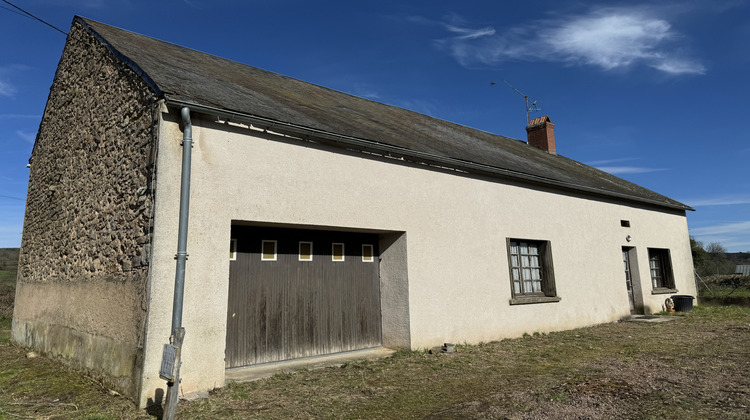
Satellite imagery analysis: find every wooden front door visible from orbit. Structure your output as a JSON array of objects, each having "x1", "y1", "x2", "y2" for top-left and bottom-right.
[{"x1": 226, "y1": 226, "x2": 382, "y2": 368}]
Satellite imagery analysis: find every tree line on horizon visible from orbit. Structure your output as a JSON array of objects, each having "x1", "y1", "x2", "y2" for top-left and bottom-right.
[{"x1": 691, "y1": 238, "x2": 750, "y2": 277}]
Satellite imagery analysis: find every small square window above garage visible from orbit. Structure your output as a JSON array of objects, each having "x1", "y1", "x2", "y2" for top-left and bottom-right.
[
  {"x1": 229, "y1": 238, "x2": 237, "y2": 261},
  {"x1": 362, "y1": 244, "x2": 375, "y2": 262},
  {"x1": 299, "y1": 241, "x2": 313, "y2": 261},
  {"x1": 261, "y1": 240, "x2": 277, "y2": 261},
  {"x1": 332, "y1": 243, "x2": 345, "y2": 262}
]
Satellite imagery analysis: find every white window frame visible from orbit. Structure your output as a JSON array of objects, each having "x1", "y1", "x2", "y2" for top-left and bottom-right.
[
  {"x1": 229, "y1": 238, "x2": 237, "y2": 261},
  {"x1": 332, "y1": 243, "x2": 345, "y2": 262},
  {"x1": 648, "y1": 248, "x2": 675, "y2": 290},
  {"x1": 509, "y1": 240, "x2": 544, "y2": 296},
  {"x1": 299, "y1": 241, "x2": 313, "y2": 262},
  {"x1": 261, "y1": 240, "x2": 277, "y2": 261},
  {"x1": 506, "y1": 238, "x2": 559, "y2": 305},
  {"x1": 362, "y1": 244, "x2": 374, "y2": 262}
]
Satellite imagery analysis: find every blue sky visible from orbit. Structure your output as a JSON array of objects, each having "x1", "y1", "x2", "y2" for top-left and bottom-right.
[{"x1": 1, "y1": 0, "x2": 749, "y2": 251}]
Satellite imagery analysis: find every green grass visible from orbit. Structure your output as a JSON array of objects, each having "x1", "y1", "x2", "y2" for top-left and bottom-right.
[
  {"x1": 0, "y1": 269, "x2": 16, "y2": 324},
  {"x1": 700, "y1": 285, "x2": 750, "y2": 297},
  {"x1": 698, "y1": 274, "x2": 750, "y2": 298}
]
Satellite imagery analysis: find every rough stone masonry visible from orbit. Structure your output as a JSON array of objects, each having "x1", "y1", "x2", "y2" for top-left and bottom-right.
[{"x1": 13, "y1": 21, "x2": 159, "y2": 399}]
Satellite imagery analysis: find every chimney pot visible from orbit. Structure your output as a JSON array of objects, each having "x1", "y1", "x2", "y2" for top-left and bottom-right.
[{"x1": 526, "y1": 115, "x2": 556, "y2": 154}]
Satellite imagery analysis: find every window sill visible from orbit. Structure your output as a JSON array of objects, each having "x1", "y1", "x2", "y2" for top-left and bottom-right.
[
  {"x1": 509, "y1": 296, "x2": 561, "y2": 305},
  {"x1": 651, "y1": 288, "x2": 678, "y2": 295}
]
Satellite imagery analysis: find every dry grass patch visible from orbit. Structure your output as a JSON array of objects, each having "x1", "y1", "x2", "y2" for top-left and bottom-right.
[
  {"x1": 0, "y1": 306, "x2": 749, "y2": 418},
  {"x1": 178, "y1": 307, "x2": 750, "y2": 419}
]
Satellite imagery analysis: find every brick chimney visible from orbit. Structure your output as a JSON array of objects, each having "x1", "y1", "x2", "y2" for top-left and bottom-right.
[{"x1": 526, "y1": 115, "x2": 556, "y2": 154}]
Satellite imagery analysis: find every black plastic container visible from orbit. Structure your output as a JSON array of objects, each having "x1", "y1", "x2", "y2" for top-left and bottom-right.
[{"x1": 672, "y1": 295, "x2": 695, "y2": 312}]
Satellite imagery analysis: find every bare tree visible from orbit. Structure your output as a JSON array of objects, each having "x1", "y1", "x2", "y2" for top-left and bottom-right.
[{"x1": 705, "y1": 242, "x2": 731, "y2": 274}]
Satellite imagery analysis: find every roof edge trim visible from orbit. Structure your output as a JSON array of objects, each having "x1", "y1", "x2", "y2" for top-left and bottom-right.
[
  {"x1": 166, "y1": 98, "x2": 693, "y2": 212},
  {"x1": 73, "y1": 16, "x2": 163, "y2": 97}
]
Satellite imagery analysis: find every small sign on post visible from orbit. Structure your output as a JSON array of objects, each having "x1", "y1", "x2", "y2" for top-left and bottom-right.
[
  {"x1": 159, "y1": 343, "x2": 179, "y2": 382},
  {"x1": 163, "y1": 327, "x2": 185, "y2": 420}
]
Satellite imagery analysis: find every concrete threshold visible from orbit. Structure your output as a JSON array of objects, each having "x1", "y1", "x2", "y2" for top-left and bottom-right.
[
  {"x1": 621, "y1": 314, "x2": 681, "y2": 323},
  {"x1": 225, "y1": 347, "x2": 396, "y2": 384}
]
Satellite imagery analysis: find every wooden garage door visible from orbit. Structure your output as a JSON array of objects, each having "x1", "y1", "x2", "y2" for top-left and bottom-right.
[{"x1": 226, "y1": 226, "x2": 382, "y2": 368}]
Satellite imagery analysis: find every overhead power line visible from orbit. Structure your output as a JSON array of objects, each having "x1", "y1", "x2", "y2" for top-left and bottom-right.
[
  {"x1": 0, "y1": 4, "x2": 26, "y2": 17},
  {"x1": 1, "y1": 0, "x2": 67, "y2": 35},
  {"x1": 0, "y1": 194, "x2": 25, "y2": 201}
]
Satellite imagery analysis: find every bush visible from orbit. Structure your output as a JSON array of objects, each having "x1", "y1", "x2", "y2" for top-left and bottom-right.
[{"x1": 698, "y1": 274, "x2": 750, "y2": 297}]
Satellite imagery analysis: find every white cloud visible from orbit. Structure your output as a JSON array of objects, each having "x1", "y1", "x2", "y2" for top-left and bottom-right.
[
  {"x1": 358, "y1": 91, "x2": 380, "y2": 100},
  {"x1": 690, "y1": 220, "x2": 750, "y2": 252},
  {"x1": 595, "y1": 166, "x2": 667, "y2": 174},
  {"x1": 16, "y1": 130, "x2": 36, "y2": 144},
  {"x1": 543, "y1": 13, "x2": 671, "y2": 70},
  {"x1": 0, "y1": 65, "x2": 31, "y2": 97},
  {"x1": 651, "y1": 58, "x2": 706, "y2": 75},
  {"x1": 0, "y1": 114, "x2": 39, "y2": 119},
  {"x1": 393, "y1": 99, "x2": 441, "y2": 117},
  {"x1": 444, "y1": 24, "x2": 495, "y2": 40},
  {"x1": 691, "y1": 220, "x2": 750, "y2": 236},
  {"x1": 346, "y1": 83, "x2": 380, "y2": 100},
  {"x1": 434, "y1": 6, "x2": 705, "y2": 75},
  {"x1": 682, "y1": 195, "x2": 750, "y2": 207},
  {"x1": 587, "y1": 157, "x2": 638, "y2": 166},
  {"x1": 0, "y1": 77, "x2": 15, "y2": 97},
  {"x1": 586, "y1": 158, "x2": 667, "y2": 174}
]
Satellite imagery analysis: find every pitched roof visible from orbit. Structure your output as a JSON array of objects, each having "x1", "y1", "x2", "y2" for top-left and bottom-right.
[{"x1": 74, "y1": 16, "x2": 691, "y2": 212}]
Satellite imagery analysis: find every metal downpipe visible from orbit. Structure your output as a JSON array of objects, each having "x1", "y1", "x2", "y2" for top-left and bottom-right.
[
  {"x1": 171, "y1": 106, "x2": 192, "y2": 332},
  {"x1": 163, "y1": 106, "x2": 192, "y2": 419}
]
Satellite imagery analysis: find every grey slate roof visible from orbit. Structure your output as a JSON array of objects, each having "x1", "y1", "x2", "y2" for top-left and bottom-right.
[{"x1": 74, "y1": 16, "x2": 691, "y2": 212}]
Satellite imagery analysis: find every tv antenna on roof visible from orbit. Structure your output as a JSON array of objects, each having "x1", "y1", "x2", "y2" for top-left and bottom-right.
[{"x1": 491, "y1": 81, "x2": 541, "y2": 124}]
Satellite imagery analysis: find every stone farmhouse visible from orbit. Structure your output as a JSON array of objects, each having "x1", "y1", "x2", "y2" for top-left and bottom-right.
[{"x1": 13, "y1": 16, "x2": 696, "y2": 407}]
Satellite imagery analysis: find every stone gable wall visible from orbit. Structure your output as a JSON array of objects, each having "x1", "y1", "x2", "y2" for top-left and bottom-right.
[{"x1": 12, "y1": 22, "x2": 159, "y2": 400}]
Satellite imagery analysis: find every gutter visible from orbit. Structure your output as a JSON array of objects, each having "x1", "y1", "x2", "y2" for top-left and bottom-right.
[{"x1": 164, "y1": 98, "x2": 693, "y2": 213}]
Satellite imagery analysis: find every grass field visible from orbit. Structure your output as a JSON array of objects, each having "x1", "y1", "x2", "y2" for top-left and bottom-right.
[
  {"x1": 0, "y1": 270, "x2": 16, "y2": 321},
  {"x1": 1, "y1": 305, "x2": 749, "y2": 419}
]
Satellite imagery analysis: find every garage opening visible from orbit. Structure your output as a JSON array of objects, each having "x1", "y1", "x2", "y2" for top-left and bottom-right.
[{"x1": 226, "y1": 225, "x2": 382, "y2": 367}]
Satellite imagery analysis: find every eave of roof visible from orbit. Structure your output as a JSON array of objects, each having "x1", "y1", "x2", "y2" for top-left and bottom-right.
[{"x1": 72, "y1": 16, "x2": 693, "y2": 212}]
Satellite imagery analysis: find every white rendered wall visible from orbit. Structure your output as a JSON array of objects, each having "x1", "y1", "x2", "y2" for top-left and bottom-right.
[{"x1": 138, "y1": 107, "x2": 695, "y2": 406}]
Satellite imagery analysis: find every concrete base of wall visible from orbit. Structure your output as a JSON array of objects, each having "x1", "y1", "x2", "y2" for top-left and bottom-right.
[
  {"x1": 224, "y1": 347, "x2": 395, "y2": 384},
  {"x1": 12, "y1": 319, "x2": 142, "y2": 398},
  {"x1": 11, "y1": 280, "x2": 146, "y2": 400}
]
